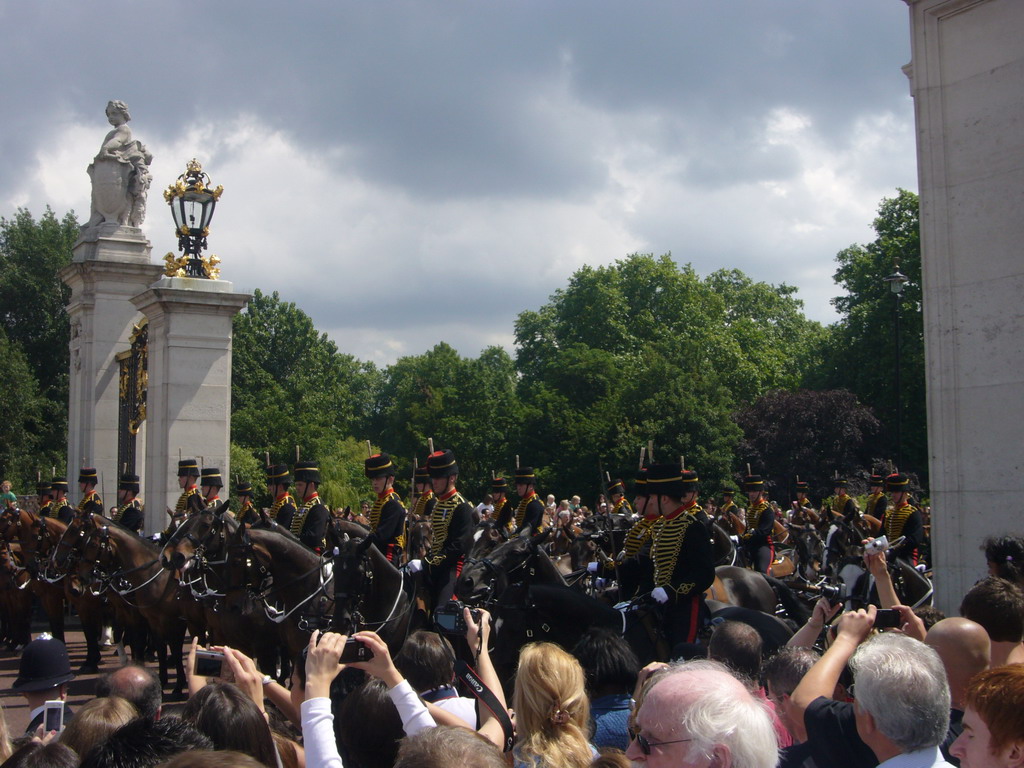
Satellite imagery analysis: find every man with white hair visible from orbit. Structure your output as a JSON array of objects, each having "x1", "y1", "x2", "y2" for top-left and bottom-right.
[
  {"x1": 849, "y1": 632, "x2": 954, "y2": 767},
  {"x1": 625, "y1": 659, "x2": 778, "y2": 768}
]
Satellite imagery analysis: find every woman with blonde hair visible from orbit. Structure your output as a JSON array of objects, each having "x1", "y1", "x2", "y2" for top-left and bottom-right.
[
  {"x1": 59, "y1": 696, "x2": 137, "y2": 759},
  {"x1": 512, "y1": 642, "x2": 596, "y2": 768}
]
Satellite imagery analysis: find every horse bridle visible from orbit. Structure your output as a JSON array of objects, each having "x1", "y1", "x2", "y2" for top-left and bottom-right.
[
  {"x1": 77, "y1": 520, "x2": 162, "y2": 600},
  {"x1": 462, "y1": 543, "x2": 537, "y2": 607},
  {"x1": 226, "y1": 531, "x2": 334, "y2": 624}
]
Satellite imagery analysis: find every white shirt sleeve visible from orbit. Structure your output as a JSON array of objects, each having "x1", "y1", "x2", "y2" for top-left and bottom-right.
[
  {"x1": 301, "y1": 697, "x2": 344, "y2": 768},
  {"x1": 387, "y1": 679, "x2": 436, "y2": 736}
]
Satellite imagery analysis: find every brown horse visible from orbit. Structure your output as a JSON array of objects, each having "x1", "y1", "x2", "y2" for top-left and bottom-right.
[
  {"x1": 75, "y1": 514, "x2": 196, "y2": 695},
  {"x1": 0, "y1": 541, "x2": 32, "y2": 648},
  {"x1": 0, "y1": 507, "x2": 68, "y2": 643}
]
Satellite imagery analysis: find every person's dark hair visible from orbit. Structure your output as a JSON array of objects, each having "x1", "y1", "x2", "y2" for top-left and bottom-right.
[
  {"x1": 156, "y1": 751, "x2": 265, "y2": 768},
  {"x1": 394, "y1": 726, "x2": 505, "y2": 768},
  {"x1": 337, "y1": 677, "x2": 403, "y2": 768},
  {"x1": 1, "y1": 741, "x2": 78, "y2": 768},
  {"x1": 960, "y1": 577, "x2": 1024, "y2": 642},
  {"x1": 983, "y1": 536, "x2": 1024, "y2": 585},
  {"x1": 79, "y1": 716, "x2": 213, "y2": 768},
  {"x1": 762, "y1": 647, "x2": 820, "y2": 698},
  {"x1": 707, "y1": 620, "x2": 763, "y2": 685},
  {"x1": 393, "y1": 630, "x2": 457, "y2": 692},
  {"x1": 95, "y1": 663, "x2": 162, "y2": 720},
  {"x1": 912, "y1": 604, "x2": 946, "y2": 631},
  {"x1": 571, "y1": 627, "x2": 640, "y2": 697},
  {"x1": 181, "y1": 683, "x2": 277, "y2": 768}
]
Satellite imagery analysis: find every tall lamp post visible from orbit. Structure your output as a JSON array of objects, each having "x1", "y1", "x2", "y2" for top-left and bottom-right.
[
  {"x1": 163, "y1": 159, "x2": 223, "y2": 279},
  {"x1": 884, "y1": 263, "x2": 909, "y2": 466}
]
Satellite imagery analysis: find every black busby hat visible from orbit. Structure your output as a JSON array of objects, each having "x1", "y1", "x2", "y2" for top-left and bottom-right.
[
  {"x1": 491, "y1": 476, "x2": 508, "y2": 493},
  {"x1": 634, "y1": 468, "x2": 648, "y2": 497},
  {"x1": 514, "y1": 467, "x2": 537, "y2": 485},
  {"x1": 12, "y1": 634, "x2": 75, "y2": 692},
  {"x1": 720, "y1": 487, "x2": 737, "y2": 497},
  {"x1": 795, "y1": 479, "x2": 810, "y2": 493},
  {"x1": 236, "y1": 481, "x2": 253, "y2": 496},
  {"x1": 36, "y1": 481, "x2": 52, "y2": 496},
  {"x1": 414, "y1": 465, "x2": 430, "y2": 484},
  {"x1": 743, "y1": 474, "x2": 765, "y2": 492},
  {"x1": 200, "y1": 468, "x2": 223, "y2": 488},
  {"x1": 50, "y1": 478, "x2": 68, "y2": 493},
  {"x1": 869, "y1": 472, "x2": 885, "y2": 487},
  {"x1": 266, "y1": 464, "x2": 291, "y2": 486},
  {"x1": 78, "y1": 467, "x2": 98, "y2": 485},
  {"x1": 365, "y1": 453, "x2": 397, "y2": 479},
  {"x1": 606, "y1": 478, "x2": 626, "y2": 496},
  {"x1": 294, "y1": 461, "x2": 321, "y2": 484},
  {"x1": 178, "y1": 459, "x2": 200, "y2": 478},
  {"x1": 681, "y1": 469, "x2": 699, "y2": 488},
  {"x1": 118, "y1": 474, "x2": 140, "y2": 493},
  {"x1": 427, "y1": 450, "x2": 458, "y2": 478},
  {"x1": 885, "y1": 472, "x2": 910, "y2": 493},
  {"x1": 646, "y1": 463, "x2": 685, "y2": 498}
]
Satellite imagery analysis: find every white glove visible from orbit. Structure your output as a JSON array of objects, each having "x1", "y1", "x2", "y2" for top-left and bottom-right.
[
  {"x1": 652, "y1": 587, "x2": 669, "y2": 604},
  {"x1": 587, "y1": 561, "x2": 600, "y2": 574},
  {"x1": 615, "y1": 550, "x2": 626, "y2": 563},
  {"x1": 729, "y1": 535, "x2": 740, "y2": 545},
  {"x1": 595, "y1": 577, "x2": 606, "y2": 589},
  {"x1": 406, "y1": 559, "x2": 423, "y2": 574}
]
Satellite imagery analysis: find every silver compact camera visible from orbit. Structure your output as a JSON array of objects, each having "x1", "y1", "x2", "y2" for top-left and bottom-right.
[{"x1": 864, "y1": 536, "x2": 891, "y2": 554}]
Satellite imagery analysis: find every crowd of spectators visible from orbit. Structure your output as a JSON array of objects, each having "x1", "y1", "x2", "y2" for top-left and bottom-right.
[{"x1": 1, "y1": 534, "x2": 1024, "y2": 768}]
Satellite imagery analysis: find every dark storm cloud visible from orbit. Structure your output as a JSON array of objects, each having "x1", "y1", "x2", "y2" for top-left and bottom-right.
[{"x1": 0, "y1": 1, "x2": 916, "y2": 363}]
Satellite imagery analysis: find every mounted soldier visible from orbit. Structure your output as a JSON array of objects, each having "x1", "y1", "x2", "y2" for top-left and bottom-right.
[
  {"x1": 406, "y1": 448, "x2": 473, "y2": 608},
  {"x1": 512, "y1": 465, "x2": 545, "y2": 535},
  {"x1": 862, "y1": 471, "x2": 889, "y2": 532},
  {"x1": 291, "y1": 461, "x2": 329, "y2": 553},
  {"x1": 266, "y1": 464, "x2": 296, "y2": 530},
  {"x1": 364, "y1": 452, "x2": 407, "y2": 563},
  {"x1": 646, "y1": 463, "x2": 716, "y2": 647},
  {"x1": 113, "y1": 473, "x2": 144, "y2": 534},
  {"x1": 199, "y1": 467, "x2": 223, "y2": 508},
  {"x1": 36, "y1": 481, "x2": 53, "y2": 519},
  {"x1": 789, "y1": 478, "x2": 819, "y2": 530},
  {"x1": 409, "y1": 464, "x2": 435, "y2": 521},
  {"x1": 607, "y1": 477, "x2": 634, "y2": 519},
  {"x1": 490, "y1": 475, "x2": 512, "y2": 531},
  {"x1": 235, "y1": 480, "x2": 258, "y2": 526},
  {"x1": 50, "y1": 478, "x2": 74, "y2": 524},
  {"x1": 737, "y1": 473, "x2": 774, "y2": 574},
  {"x1": 879, "y1": 472, "x2": 924, "y2": 566},
  {"x1": 76, "y1": 468, "x2": 103, "y2": 518}
]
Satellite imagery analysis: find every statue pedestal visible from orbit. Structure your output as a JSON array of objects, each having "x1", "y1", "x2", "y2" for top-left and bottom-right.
[
  {"x1": 132, "y1": 277, "x2": 249, "y2": 529},
  {"x1": 60, "y1": 230, "x2": 162, "y2": 505}
]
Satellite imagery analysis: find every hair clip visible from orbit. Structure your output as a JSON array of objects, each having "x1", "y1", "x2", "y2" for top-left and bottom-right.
[
  {"x1": 550, "y1": 709, "x2": 571, "y2": 726},
  {"x1": 1007, "y1": 555, "x2": 1014, "y2": 562}
]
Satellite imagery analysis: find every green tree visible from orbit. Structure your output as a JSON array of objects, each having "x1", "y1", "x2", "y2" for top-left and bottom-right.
[
  {"x1": 808, "y1": 190, "x2": 926, "y2": 478},
  {"x1": 231, "y1": 289, "x2": 379, "y2": 465},
  {"x1": 0, "y1": 207, "x2": 79, "y2": 467},
  {"x1": 370, "y1": 343, "x2": 524, "y2": 499},
  {"x1": 512, "y1": 254, "x2": 820, "y2": 497},
  {"x1": 0, "y1": 328, "x2": 49, "y2": 489}
]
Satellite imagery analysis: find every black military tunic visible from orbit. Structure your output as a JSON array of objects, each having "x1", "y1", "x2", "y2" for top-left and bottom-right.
[
  {"x1": 368, "y1": 488, "x2": 406, "y2": 563},
  {"x1": 513, "y1": 490, "x2": 545, "y2": 534},
  {"x1": 291, "y1": 494, "x2": 329, "y2": 553},
  {"x1": 114, "y1": 499, "x2": 144, "y2": 534},
  {"x1": 651, "y1": 503, "x2": 716, "y2": 646},
  {"x1": 269, "y1": 492, "x2": 297, "y2": 531},
  {"x1": 424, "y1": 488, "x2": 473, "y2": 606}
]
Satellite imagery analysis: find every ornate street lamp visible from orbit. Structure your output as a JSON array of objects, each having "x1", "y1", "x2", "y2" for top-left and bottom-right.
[
  {"x1": 162, "y1": 159, "x2": 224, "y2": 279},
  {"x1": 884, "y1": 264, "x2": 909, "y2": 465}
]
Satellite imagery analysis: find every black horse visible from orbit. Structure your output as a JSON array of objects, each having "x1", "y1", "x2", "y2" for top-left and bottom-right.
[{"x1": 329, "y1": 530, "x2": 417, "y2": 659}]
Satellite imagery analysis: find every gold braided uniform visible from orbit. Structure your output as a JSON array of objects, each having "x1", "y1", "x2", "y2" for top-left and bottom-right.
[
  {"x1": 269, "y1": 493, "x2": 295, "y2": 519},
  {"x1": 884, "y1": 503, "x2": 915, "y2": 541},
  {"x1": 412, "y1": 490, "x2": 435, "y2": 519},
  {"x1": 612, "y1": 496, "x2": 634, "y2": 517},
  {"x1": 77, "y1": 491, "x2": 103, "y2": 517},
  {"x1": 513, "y1": 490, "x2": 545, "y2": 533},
  {"x1": 426, "y1": 491, "x2": 470, "y2": 567},
  {"x1": 369, "y1": 487, "x2": 406, "y2": 553},
  {"x1": 291, "y1": 496, "x2": 316, "y2": 537},
  {"x1": 623, "y1": 514, "x2": 659, "y2": 558},
  {"x1": 865, "y1": 491, "x2": 886, "y2": 519}
]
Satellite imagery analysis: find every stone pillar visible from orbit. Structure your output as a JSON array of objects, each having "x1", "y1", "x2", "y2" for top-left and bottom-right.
[
  {"x1": 60, "y1": 226, "x2": 163, "y2": 506},
  {"x1": 132, "y1": 277, "x2": 249, "y2": 531},
  {"x1": 905, "y1": 0, "x2": 1024, "y2": 612}
]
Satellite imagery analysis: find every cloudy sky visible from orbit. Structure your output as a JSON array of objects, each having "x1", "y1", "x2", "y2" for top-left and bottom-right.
[{"x1": 1, "y1": 2, "x2": 918, "y2": 366}]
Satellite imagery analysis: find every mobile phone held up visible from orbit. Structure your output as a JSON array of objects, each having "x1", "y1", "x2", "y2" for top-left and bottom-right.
[
  {"x1": 339, "y1": 638, "x2": 372, "y2": 663},
  {"x1": 44, "y1": 700, "x2": 65, "y2": 732},
  {"x1": 873, "y1": 609, "x2": 902, "y2": 630}
]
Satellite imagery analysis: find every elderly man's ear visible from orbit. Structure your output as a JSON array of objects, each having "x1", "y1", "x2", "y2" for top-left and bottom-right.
[{"x1": 709, "y1": 744, "x2": 731, "y2": 768}]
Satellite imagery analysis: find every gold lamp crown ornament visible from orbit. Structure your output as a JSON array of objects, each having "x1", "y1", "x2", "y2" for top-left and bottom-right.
[{"x1": 163, "y1": 159, "x2": 224, "y2": 279}]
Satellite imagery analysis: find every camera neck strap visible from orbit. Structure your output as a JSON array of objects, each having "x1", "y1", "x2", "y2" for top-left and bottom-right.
[{"x1": 453, "y1": 659, "x2": 515, "y2": 752}]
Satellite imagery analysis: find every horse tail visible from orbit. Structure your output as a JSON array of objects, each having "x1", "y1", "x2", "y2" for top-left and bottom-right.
[{"x1": 762, "y1": 573, "x2": 811, "y2": 626}]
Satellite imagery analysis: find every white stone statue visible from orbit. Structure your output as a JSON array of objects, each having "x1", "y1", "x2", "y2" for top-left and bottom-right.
[{"x1": 82, "y1": 100, "x2": 153, "y2": 232}]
